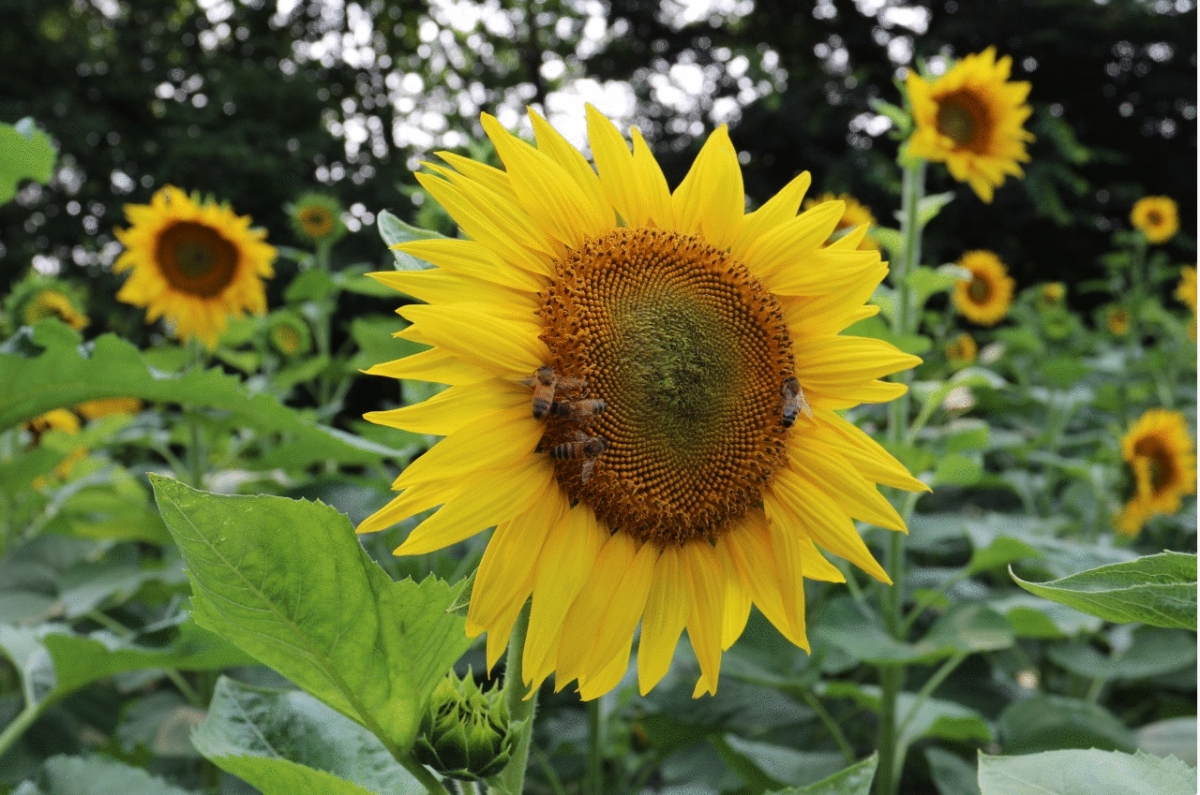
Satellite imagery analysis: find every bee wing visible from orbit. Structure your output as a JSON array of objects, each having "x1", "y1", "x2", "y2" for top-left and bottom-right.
[
  {"x1": 580, "y1": 456, "x2": 597, "y2": 484},
  {"x1": 558, "y1": 376, "x2": 586, "y2": 390}
]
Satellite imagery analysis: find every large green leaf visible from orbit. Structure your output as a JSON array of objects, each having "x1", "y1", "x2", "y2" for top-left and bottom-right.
[
  {"x1": 1010, "y1": 552, "x2": 1197, "y2": 630},
  {"x1": 925, "y1": 747, "x2": 980, "y2": 795},
  {"x1": 814, "y1": 600, "x2": 1012, "y2": 665},
  {"x1": 977, "y1": 749, "x2": 1196, "y2": 795},
  {"x1": 150, "y1": 476, "x2": 473, "y2": 752},
  {"x1": 0, "y1": 320, "x2": 400, "y2": 467},
  {"x1": 768, "y1": 753, "x2": 878, "y2": 795},
  {"x1": 1047, "y1": 627, "x2": 1195, "y2": 681},
  {"x1": 714, "y1": 735, "x2": 846, "y2": 791},
  {"x1": 996, "y1": 695, "x2": 1135, "y2": 754},
  {"x1": 822, "y1": 682, "x2": 992, "y2": 750},
  {"x1": 13, "y1": 755, "x2": 196, "y2": 795},
  {"x1": 191, "y1": 677, "x2": 424, "y2": 795},
  {"x1": 0, "y1": 118, "x2": 56, "y2": 206}
]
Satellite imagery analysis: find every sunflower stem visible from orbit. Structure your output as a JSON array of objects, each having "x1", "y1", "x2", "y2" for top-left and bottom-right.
[
  {"x1": 497, "y1": 603, "x2": 537, "y2": 795},
  {"x1": 585, "y1": 698, "x2": 604, "y2": 795},
  {"x1": 0, "y1": 700, "x2": 41, "y2": 762},
  {"x1": 185, "y1": 341, "x2": 207, "y2": 489}
]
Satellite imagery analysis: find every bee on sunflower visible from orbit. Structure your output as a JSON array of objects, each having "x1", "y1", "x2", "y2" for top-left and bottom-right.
[
  {"x1": 357, "y1": 107, "x2": 926, "y2": 700},
  {"x1": 113, "y1": 186, "x2": 276, "y2": 349},
  {"x1": 1114, "y1": 409, "x2": 1196, "y2": 536},
  {"x1": 1130, "y1": 196, "x2": 1179, "y2": 245},
  {"x1": 952, "y1": 250, "x2": 1015, "y2": 326},
  {"x1": 906, "y1": 48, "x2": 1034, "y2": 203}
]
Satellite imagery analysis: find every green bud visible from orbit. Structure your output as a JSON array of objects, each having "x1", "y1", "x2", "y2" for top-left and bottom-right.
[{"x1": 413, "y1": 670, "x2": 514, "y2": 782}]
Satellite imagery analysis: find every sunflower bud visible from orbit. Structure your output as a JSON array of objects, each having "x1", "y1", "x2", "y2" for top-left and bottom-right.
[{"x1": 413, "y1": 671, "x2": 513, "y2": 782}]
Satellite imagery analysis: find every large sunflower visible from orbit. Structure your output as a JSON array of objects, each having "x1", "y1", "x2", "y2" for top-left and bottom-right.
[
  {"x1": 359, "y1": 107, "x2": 926, "y2": 700},
  {"x1": 953, "y1": 250, "x2": 1015, "y2": 326},
  {"x1": 114, "y1": 186, "x2": 276, "y2": 348},
  {"x1": 907, "y1": 48, "x2": 1033, "y2": 203},
  {"x1": 1115, "y1": 409, "x2": 1196, "y2": 536},
  {"x1": 1131, "y1": 196, "x2": 1179, "y2": 245}
]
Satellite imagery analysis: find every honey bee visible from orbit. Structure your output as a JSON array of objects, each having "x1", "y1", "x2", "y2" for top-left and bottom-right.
[
  {"x1": 550, "y1": 432, "x2": 608, "y2": 483},
  {"x1": 520, "y1": 366, "x2": 585, "y2": 419},
  {"x1": 779, "y1": 376, "x2": 812, "y2": 428},
  {"x1": 549, "y1": 398, "x2": 607, "y2": 423}
]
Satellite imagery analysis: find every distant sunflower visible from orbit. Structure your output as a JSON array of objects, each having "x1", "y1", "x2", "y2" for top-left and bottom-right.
[
  {"x1": 266, "y1": 311, "x2": 312, "y2": 357},
  {"x1": 289, "y1": 192, "x2": 346, "y2": 245},
  {"x1": 114, "y1": 186, "x2": 276, "y2": 348},
  {"x1": 5, "y1": 277, "x2": 89, "y2": 332},
  {"x1": 907, "y1": 48, "x2": 1033, "y2": 203},
  {"x1": 803, "y1": 193, "x2": 880, "y2": 251},
  {"x1": 26, "y1": 409, "x2": 86, "y2": 486},
  {"x1": 76, "y1": 398, "x2": 142, "y2": 420},
  {"x1": 358, "y1": 107, "x2": 926, "y2": 700},
  {"x1": 1175, "y1": 266, "x2": 1197, "y2": 341},
  {"x1": 1105, "y1": 306, "x2": 1131, "y2": 337},
  {"x1": 944, "y1": 332, "x2": 977, "y2": 367},
  {"x1": 953, "y1": 250, "x2": 1015, "y2": 326},
  {"x1": 1036, "y1": 282, "x2": 1065, "y2": 312},
  {"x1": 1131, "y1": 196, "x2": 1178, "y2": 245},
  {"x1": 1115, "y1": 409, "x2": 1196, "y2": 536}
]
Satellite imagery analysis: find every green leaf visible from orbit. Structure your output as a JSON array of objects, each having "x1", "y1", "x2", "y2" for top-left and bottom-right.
[
  {"x1": 715, "y1": 735, "x2": 846, "y2": 791},
  {"x1": 191, "y1": 676, "x2": 424, "y2": 795},
  {"x1": 1010, "y1": 552, "x2": 1197, "y2": 630},
  {"x1": 285, "y1": 268, "x2": 337, "y2": 303},
  {"x1": 768, "y1": 753, "x2": 878, "y2": 795},
  {"x1": 967, "y1": 536, "x2": 1042, "y2": 576},
  {"x1": 870, "y1": 227, "x2": 904, "y2": 262},
  {"x1": 997, "y1": 695, "x2": 1135, "y2": 754},
  {"x1": 917, "y1": 191, "x2": 955, "y2": 227},
  {"x1": 1047, "y1": 627, "x2": 1195, "y2": 680},
  {"x1": 905, "y1": 265, "x2": 971, "y2": 305},
  {"x1": 925, "y1": 747, "x2": 981, "y2": 795},
  {"x1": 377, "y1": 210, "x2": 447, "y2": 270},
  {"x1": 977, "y1": 749, "x2": 1196, "y2": 795},
  {"x1": 150, "y1": 476, "x2": 474, "y2": 752},
  {"x1": 1135, "y1": 718, "x2": 1197, "y2": 768},
  {"x1": 0, "y1": 118, "x2": 57, "y2": 205},
  {"x1": 0, "y1": 320, "x2": 402, "y2": 467},
  {"x1": 991, "y1": 595, "x2": 1103, "y2": 639},
  {"x1": 933, "y1": 453, "x2": 982, "y2": 487},
  {"x1": 16, "y1": 755, "x2": 196, "y2": 795},
  {"x1": 823, "y1": 682, "x2": 992, "y2": 750}
]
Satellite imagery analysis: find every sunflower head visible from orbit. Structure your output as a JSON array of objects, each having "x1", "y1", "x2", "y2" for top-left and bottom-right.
[
  {"x1": 1105, "y1": 305, "x2": 1131, "y2": 337},
  {"x1": 1131, "y1": 196, "x2": 1179, "y2": 245},
  {"x1": 1036, "y1": 282, "x2": 1066, "y2": 311},
  {"x1": 952, "y1": 250, "x2": 1015, "y2": 326},
  {"x1": 288, "y1": 192, "x2": 347, "y2": 245},
  {"x1": 803, "y1": 192, "x2": 880, "y2": 251},
  {"x1": 113, "y1": 185, "x2": 276, "y2": 349},
  {"x1": 1115, "y1": 409, "x2": 1196, "y2": 535},
  {"x1": 357, "y1": 106, "x2": 926, "y2": 701},
  {"x1": 906, "y1": 48, "x2": 1034, "y2": 203},
  {"x1": 75, "y1": 397, "x2": 143, "y2": 420},
  {"x1": 266, "y1": 310, "x2": 312, "y2": 357},
  {"x1": 5, "y1": 276, "x2": 89, "y2": 332},
  {"x1": 27, "y1": 408, "x2": 81, "y2": 437},
  {"x1": 944, "y1": 332, "x2": 977, "y2": 367},
  {"x1": 1174, "y1": 266, "x2": 1196, "y2": 313}
]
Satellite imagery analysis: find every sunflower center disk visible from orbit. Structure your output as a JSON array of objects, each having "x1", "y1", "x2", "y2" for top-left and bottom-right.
[
  {"x1": 968, "y1": 277, "x2": 991, "y2": 302},
  {"x1": 539, "y1": 227, "x2": 794, "y2": 546},
  {"x1": 937, "y1": 91, "x2": 989, "y2": 150},
  {"x1": 156, "y1": 221, "x2": 238, "y2": 297},
  {"x1": 1134, "y1": 438, "x2": 1175, "y2": 493}
]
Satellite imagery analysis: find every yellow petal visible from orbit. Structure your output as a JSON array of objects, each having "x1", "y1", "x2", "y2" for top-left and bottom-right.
[
  {"x1": 363, "y1": 348, "x2": 493, "y2": 386},
  {"x1": 435, "y1": 150, "x2": 518, "y2": 204},
  {"x1": 741, "y1": 201, "x2": 843, "y2": 281},
  {"x1": 364, "y1": 380, "x2": 526, "y2": 436},
  {"x1": 637, "y1": 546, "x2": 691, "y2": 695},
  {"x1": 587, "y1": 105, "x2": 661, "y2": 228},
  {"x1": 671, "y1": 125, "x2": 744, "y2": 250},
  {"x1": 721, "y1": 573, "x2": 752, "y2": 651},
  {"x1": 789, "y1": 441, "x2": 908, "y2": 532},
  {"x1": 398, "y1": 304, "x2": 549, "y2": 377},
  {"x1": 357, "y1": 477, "x2": 461, "y2": 535},
  {"x1": 577, "y1": 635, "x2": 633, "y2": 701},
  {"x1": 731, "y1": 171, "x2": 812, "y2": 260},
  {"x1": 422, "y1": 162, "x2": 560, "y2": 258},
  {"x1": 683, "y1": 541, "x2": 726, "y2": 696},
  {"x1": 370, "y1": 270, "x2": 540, "y2": 310},
  {"x1": 392, "y1": 238, "x2": 545, "y2": 292},
  {"x1": 768, "y1": 248, "x2": 885, "y2": 298},
  {"x1": 794, "y1": 337, "x2": 923, "y2": 392},
  {"x1": 528, "y1": 108, "x2": 612, "y2": 226},
  {"x1": 630, "y1": 127, "x2": 675, "y2": 227},
  {"x1": 394, "y1": 406, "x2": 543, "y2": 487}
]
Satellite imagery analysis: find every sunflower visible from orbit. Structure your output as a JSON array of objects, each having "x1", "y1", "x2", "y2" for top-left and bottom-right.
[
  {"x1": 944, "y1": 332, "x2": 977, "y2": 367},
  {"x1": 26, "y1": 409, "x2": 86, "y2": 486},
  {"x1": 952, "y1": 250, "x2": 1015, "y2": 326},
  {"x1": 357, "y1": 107, "x2": 926, "y2": 700},
  {"x1": 266, "y1": 311, "x2": 313, "y2": 357},
  {"x1": 5, "y1": 276, "x2": 89, "y2": 332},
  {"x1": 114, "y1": 186, "x2": 276, "y2": 348},
  {"x1": 1114, "y1": 409, "x2": 1196, "y2": 535},
  {"x1": 1036, "y1": 282, "x2": 1065, "y2": 312},
  {"x1": 288, "y1": 192, "x2": 346, "y2": 245},
  {"x1": 1131, "y1": 196, "x2": 1179, "y2": 245},
  {"x1": 907, "y1": 48, "x2": 1034, "y2": 203},
  {"x1": 75, "y1": 397, "x2": 143, "y2": 420},
  {"x1": 1105, "y1": 306, "x2": 1131, "y2": 337},
  {"x1": 803, "y1": 193, "x2": 880, "y2": 251},
  {"x1": 1174, "y1": 266, "x2": 1196, "y2": 312}
]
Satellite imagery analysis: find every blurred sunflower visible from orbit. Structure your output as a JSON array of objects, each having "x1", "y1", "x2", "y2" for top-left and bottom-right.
[
  {"x1": 288, "y1": 192, "x2": 346, "y2": 245},
  {"x1": 953, "y1": 250, "x2": 1015, "y2": 326},
  {"x1": 26, "y1": 409, "x2": 87, "y2": 486},
  {"x1": 1115, "y1": 409, "x2": 1196, "y2": 536},
  {"x1": 359, "y1": 107, "x2": 926, "y2": 700},
  {"x1": 1130, "y1": 196, "x2": 1179, "y2": 245},
  {"x1": 266, "y1": 311, "x2": 313, "y2": 357},
  {"x1": 1105, "y1": 306, "x2": 1131, "y2": 337},
  {"x1": 5, "y1": 277, "x2": 89, "y2": 332},
  {"x1": 803, "y1": 193, "x2": 880, "y2": 251},
  {"x1": 1036, "y1": 282, "x2": 1065, "y2": 312},
  {"x1": 1175, "y1": 266, "x2": 1197, "y2": 340},
  {"x1": 944, "y1": 332, "x2": 977, "y2": 367},
  {"x1": 907, "y1": 48, "x2": 1033, "y2": 203},
  {"x1": 75, "y1": 398, "x2": 143, "y2": 420},
  {"x1": 114, "y1": 186, "x2": 276, "y2": 348}
]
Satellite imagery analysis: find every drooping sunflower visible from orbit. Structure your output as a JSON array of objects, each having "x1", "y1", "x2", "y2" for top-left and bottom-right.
[
  {"x1": 953, "y1": 250, "x2": 1015, "y2": 326},
  {"x1": 1130, "y1": 196, "x2": 1179, "y2": 245},
  {"x1": 358, "y1": 107, "x2": 926, "y2": 700},
  {"x1": 803, "y1": 193, "x2": 880, "y2": 251},
  {"x1": 1105, "y1": 306, "x2": 1131, "y2": 337},
  {"x1": 288, "y1": 192, "x2": 346, "y2": 245},
  {"x1": 1114, "y1": 409, "x2": 1196, "y2": 536},
  {"x1": 944, "y1": 332, "x2": 977, "y2": 367},
  {"x1": 907, "y1": 48, "x2": 1034, "y2": 203},
  {"x1": 4, "y1": 276, "x2": 89, "y2": 332},
  {"x1": 114, "y1": 186, "x2": 276, "y2": 348}
]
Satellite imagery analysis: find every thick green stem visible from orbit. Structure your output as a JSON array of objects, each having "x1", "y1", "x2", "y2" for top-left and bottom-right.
[
  {"x1": 585, "y1": 698, "x2": 603, "y2": 795},
  {"x1": 497, "y1": 604, "x2": 537, "y2": 795},
  {"x1": 0, "y1": 701, "x2": 41, "y2": 762},
  {"x1": 398, "y1": 755, "x2": 452, "y2": 795},
  {"x1": 875, "y1": 665, "x2": 904, "y2": 795}
]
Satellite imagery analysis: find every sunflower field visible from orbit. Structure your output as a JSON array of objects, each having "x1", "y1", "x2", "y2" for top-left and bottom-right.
[{"x1": 0, "y1": 1, "x2": 1196, "y2": 794}]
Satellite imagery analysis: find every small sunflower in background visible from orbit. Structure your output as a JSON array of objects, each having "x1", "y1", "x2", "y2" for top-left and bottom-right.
[
  {"x1": 803, "y1": 193, "x2": 880, "y2": 251},
  {"x1": 75, "y1": 398, "x2": 143, "y2": 420},
  {"x1": 1115, "y1": 409, "x2": 1196, "y2": 536},
  {"x1": 944, "y1": 332, "x2": 977, "y2": 367},
  {"x1": 1105, "y1": 305, "x2": 1131, "y2": 337},
  {"x1": 288, "y1": 192, "x2": 346, "y2": 246},
  {"x1": 113, "y1": 186, "x2": 276, "y2": 349},
  {"x1": 1174, "y1": 266, "x2": 1197, "y2": 340},
  {"x1": 266, "y1": 310, "x2": 313, "y2": 358},
  {"x1": 953, "y1": 250, "x2": 1015, "y2": 326},
  {"x1": 4, "y1": 276, "x2": 89, "y2": 332},
  {"x1": 1130, "y1": 196, "x2": 1179, "y2": 245},
  {"x1": 1036, "y1": 282, "x2": 1066, "y2": 312},
  {"x1": 359, "y1": 106, "x2": 926, "y2": 700},
  {"x1": 25, "y1": 408, "x2": 87, "y2": 486},
  {"x1": 907, "y1": 48, "x2": 1034, "y2": 203}
]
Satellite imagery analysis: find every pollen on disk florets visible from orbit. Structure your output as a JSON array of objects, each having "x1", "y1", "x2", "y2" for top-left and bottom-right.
[{"x1": 537, "y1": 226, "x2": 793, "y2": 546}]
